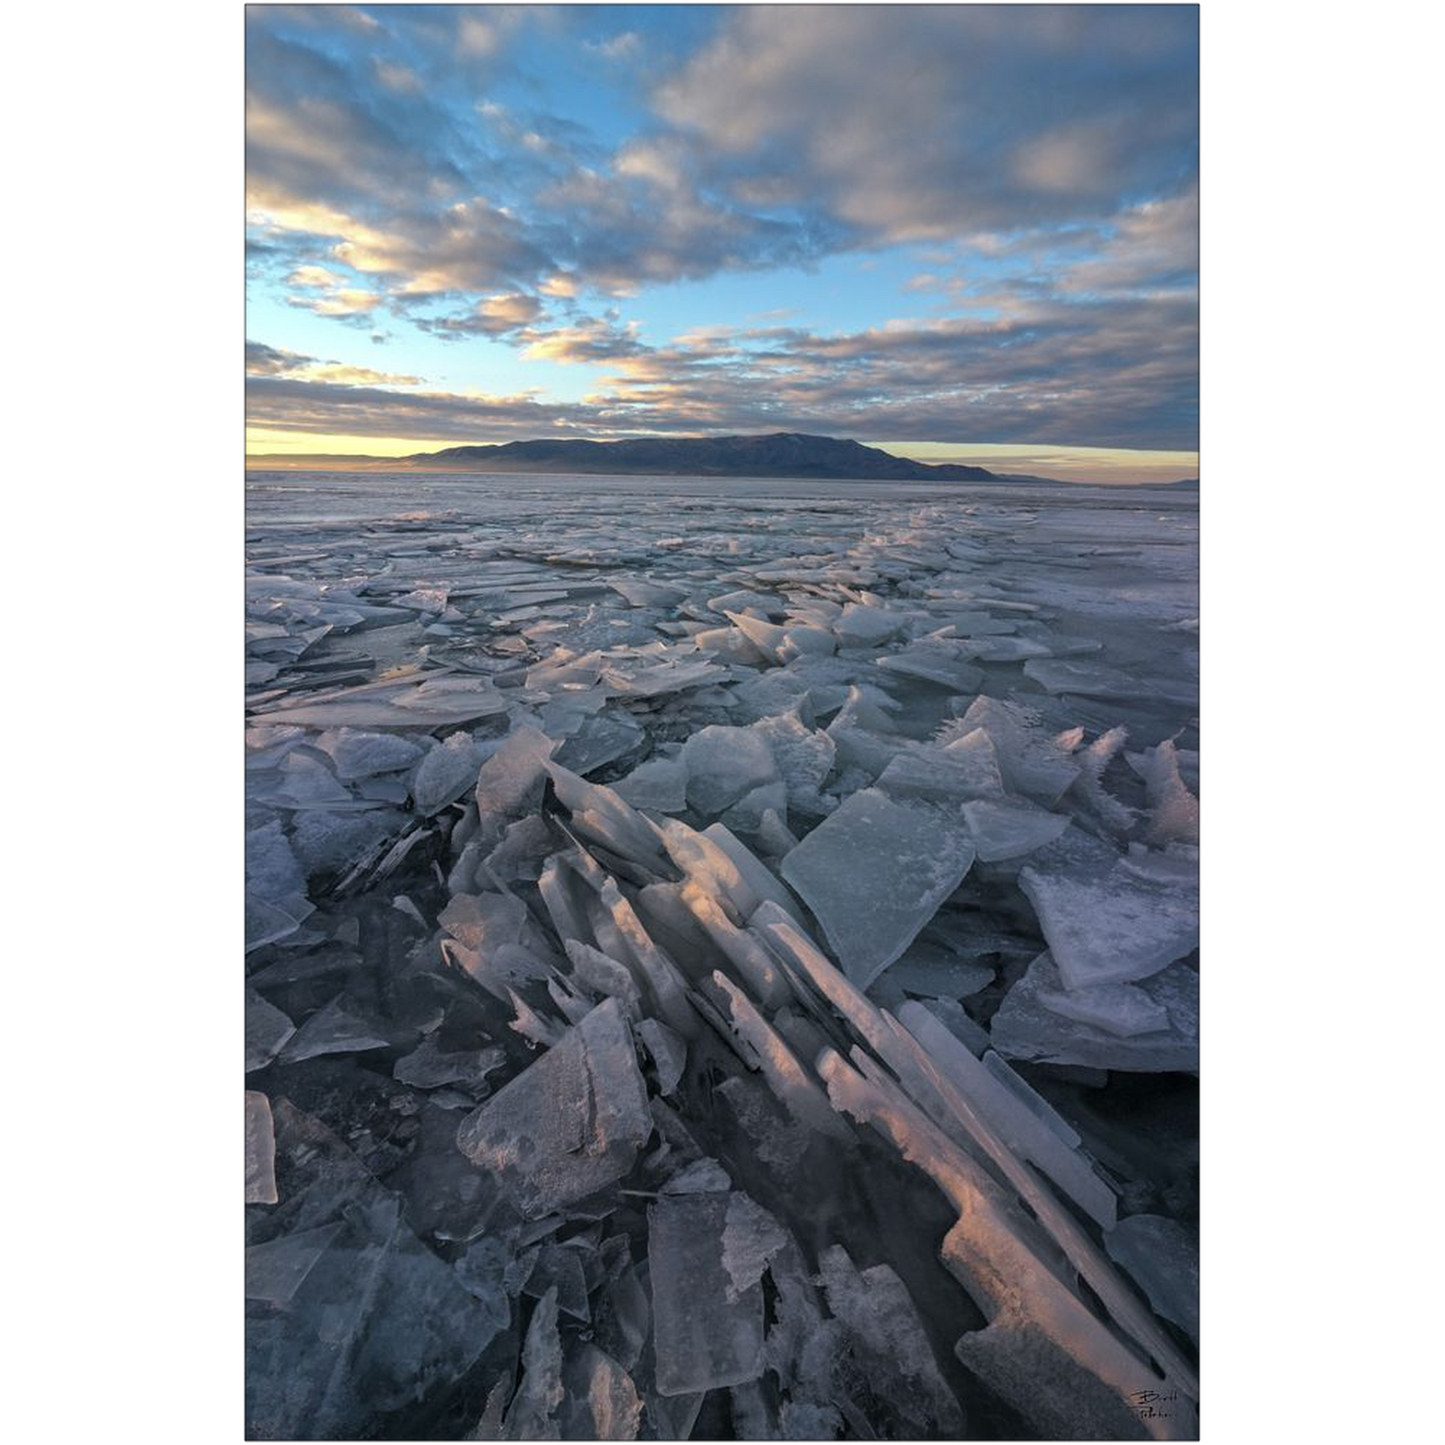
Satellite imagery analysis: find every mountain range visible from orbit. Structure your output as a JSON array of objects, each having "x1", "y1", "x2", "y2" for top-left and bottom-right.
[{"x1": 246, "y1": 431, "x2": 1002, "y2": 481}]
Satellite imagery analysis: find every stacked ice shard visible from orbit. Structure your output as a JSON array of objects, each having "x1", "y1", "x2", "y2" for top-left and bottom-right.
[{"x1": 246, "y1": 472, "x2": 1199, "y2": 1439}]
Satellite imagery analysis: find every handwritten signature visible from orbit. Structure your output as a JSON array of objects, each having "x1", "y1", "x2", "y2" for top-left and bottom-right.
[{"x1": 1128, "y1": 1388, "x2": 1181, "y2": 1420}]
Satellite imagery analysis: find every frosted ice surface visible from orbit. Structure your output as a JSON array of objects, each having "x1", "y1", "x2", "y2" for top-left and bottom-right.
[
  {"x1": 648, "y1": 1193, "x2": 766, "y2": 1395},
  {"x1": 720, "y1": 1193, "x2": 788, "y2": 1301},
  {"x1": 719, "y1": 779, "x2": 788, "y2": 835},
  {"x1": 992, "y1": 953, "x2": 1199, "y2": 1071},
  {"x1": 781, "y1": 788, "x2": 976, "y2": 987},
  {"x1": 245, "y1": 1090, "x2": 277, "y2": 1204},
  {"x1": 780, "y1": 623, "x2": 836, "y2": 658},
  {"x1": 1037, "y1": 980, "x2": 1172, "y2": 1036},
  {"x1": 724, "y1": 609, "x2": 790, "y2": 662},
  {"x1": 1020, "y1": 856, "x2": 1198, "y2": 988},
  {"x1": 455, "y1": 998, "x2": 653, "y2": 1216},
  {"x1": 291, "y1": 807, "x2": 405, "y2": 878},
  {"x1": 316, "y1": 728, "x2": 425, "y2": 780},
  {"x1": 245, "y1": 820, "x2": 308, "y2": 906},
  {"x1": 938, "y1": 726, "x2": 1008, "y2": 796},
  {"x1": 945, "y1": 696, "x2": 1080, "y2": 804},
  {"x1": 751, "y1": 709, "x2": 836, "y2": 811},
  {"x1": 1105, "y1": 1215, "x2": 1200, "y2": 1345},
  {"x1": 1139, "y1": 739, "x2": 1201, "y2": 847}
]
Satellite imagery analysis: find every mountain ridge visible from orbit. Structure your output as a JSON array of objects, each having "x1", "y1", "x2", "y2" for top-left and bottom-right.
[{"x1": 245, "y1": 431, "x2": 1002, "y2": 481}]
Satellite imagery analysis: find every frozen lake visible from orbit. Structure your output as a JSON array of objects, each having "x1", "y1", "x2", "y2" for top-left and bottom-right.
[{"x1": 245, "y1": 470, "x2": 1200, "y2": 1439}]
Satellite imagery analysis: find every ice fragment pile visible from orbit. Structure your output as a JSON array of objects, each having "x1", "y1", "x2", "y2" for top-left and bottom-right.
[{"x1": 246, "y1": 472, "x2": 1199, "y2": 1440}]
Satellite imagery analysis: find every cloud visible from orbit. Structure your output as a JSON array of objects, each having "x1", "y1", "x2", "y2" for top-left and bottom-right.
[
  {"x1": 416, "y1": 292, "x2": 545, "y2": 338},
  {"x1": 245, "y1": 340, "x2": 419, "y2": 387},
  {"x1": 246, "y1": 266, "x2": 1197, "y2": 451},
  {"x1": 246, "y1": 341, "x2": 315, "y2": 377},
  {"x1": 244, "y1": 6, "x2": 1197, "y2": 449},
  {"x1": 654, "y1": 5, "x2": 1197, "y2": 242}
]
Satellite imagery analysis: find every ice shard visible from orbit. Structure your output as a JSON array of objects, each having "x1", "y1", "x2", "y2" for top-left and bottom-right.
[{"x1": 455, "y1": 998, "x2": 654, "y2": 1216}]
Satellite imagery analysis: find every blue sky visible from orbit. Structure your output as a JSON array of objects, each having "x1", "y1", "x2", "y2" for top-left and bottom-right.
[{"x1": 245, "y1": 4, "x2": 1199, "y2": 481}]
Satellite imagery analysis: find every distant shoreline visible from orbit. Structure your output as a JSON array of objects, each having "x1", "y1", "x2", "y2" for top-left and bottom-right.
[{"x1": 244, "y1": 458, "x2": 1199, "y2": 489}]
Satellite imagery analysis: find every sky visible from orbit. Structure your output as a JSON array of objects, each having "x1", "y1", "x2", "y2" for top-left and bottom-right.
[{"x1": 245, "y1": 3, "x2": 1199, "y2": 483}]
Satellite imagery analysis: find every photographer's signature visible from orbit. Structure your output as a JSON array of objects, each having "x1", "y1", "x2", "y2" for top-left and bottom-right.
[{"x1": 1128, "y1": 1388, "x2": 1181, "y2": 1421}]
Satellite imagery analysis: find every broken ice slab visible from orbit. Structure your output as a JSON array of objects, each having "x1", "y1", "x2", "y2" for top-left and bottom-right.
[
  {"x1": 439, "y1": 889, "x2": 528, "y2": 954},
  {"x1": 720, "y1": 1192, "x2": 788, "y2": 1301},
  {"x1": 245, "y1": 1091, "x2": 277, "y2": 1204},
  {"x1": 609, "y1": 575, "x2": 687, "y2": 608},
  {"x1": 566, "y1": 940, "x2": 645, "y2": 1021},
  {"x1": 896, "y1": 1001, "x2": 1117, "y2": 1230},
  {"x1": 393, "y1": 1036, "x2": 507, "y2": 1091},
  {"x1": 992, "y1": 952, "x2": 1199, "y2": 1072},
  {"x1": 245, "y1": 1222, "x2": 342, "y2": 1306},
  {"x1": 635, "y1": 1018, "x2": 687, "y2": 1096},
  {"x1": 275, "y1": 750, "x2": 353, "y2": 807},
  {"x1": 554, "y1": 711, "x2": 644, "y2": 775},
  {"x1": 290, "y1": 807, "x2": 406, "y2": 879},
  {"x1": 751, "y1": 709, "x2": 836, "y2": 812},
  {"x1": 874, "y1": 736, "x2": 1005, "y2": 807},
  {"x1": 455, "y1": 998, "x2": 653, "y2": 1217},
  {"x1": 1138, "y1": 738, "x2": 1201, "y2": 847},
  {"x1": 648, "y1": 1193, "x2": 767, "y2": 1395},
  {"x1": 1036, "y1": 980, "x2": 1172, "y2": 1036},
  {"x1": 612, "y1": 755, "x2": 689, "y2": 813},
  {"x1": 245, "y1": 819, "x2": 309, "y2": 907},
  {"x1": 1020, "y1": 854, "x2": 1198, "y2": 988},
  {"x1": 943, "y1": 696, "x2": 1080, "y2": 805},
  {"x1": 254, "y1": 671, "x2": 509, "y2": 729},
  {"x1": 662, "y1": 1156, "x2": 732, "y2": 1194},
  {"x1": 707, "y1": 971, "x2": 854, "y2": 1142},
  {"x1": 411, "y1": 731, "x2": 484, "y2": 815},
  {"x1": 276, "y1": 995, "x2": 392, "y2": 1065},
  {"x1": 679, "y1": 724, "x2": 780, "y2": 816},
  {"x1": 474, "y1": 725, "x2": 558, "y2": 841},
  {"x1": 961, "y1": 797, "x2": 1070, "y2": 861},
  {"x1": 314, "y1": 727, "x2": 425, "y2": 780},
  {"x1": 1105, "y1": 1214, "x2": 1200, "y2": 1345},
  {"x1": 818, "y1": 1244, "x2": 965, "y2": 1438},
  {"x1": 546, "y1": 762, "x2": 672, "y2": 874},
  {"x1": 832, "y1": 602, "x2": 905, "y2": 647},
  {"x1": 1025, "y1": 656, "x2": 1197, "y2": 708},
  {"x1": 561, "y1": 1342, "x2": 644, "y2": 1440},
  {"x1": 245, "y1": 986, "x2": 295, "y2": 1072},
  {"x1": 817, "y1": 1049, "x2": 1197, "y2": 1440},
  {"x1": 780, "y1": 787, "x2": 976, "y2": 988},
  {"x1": 875, "y1": 646, "x2": 985, "y2": 691},
  {"x1": 1064, "y1": 724, "x2": 1138, "y2": 838}
]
